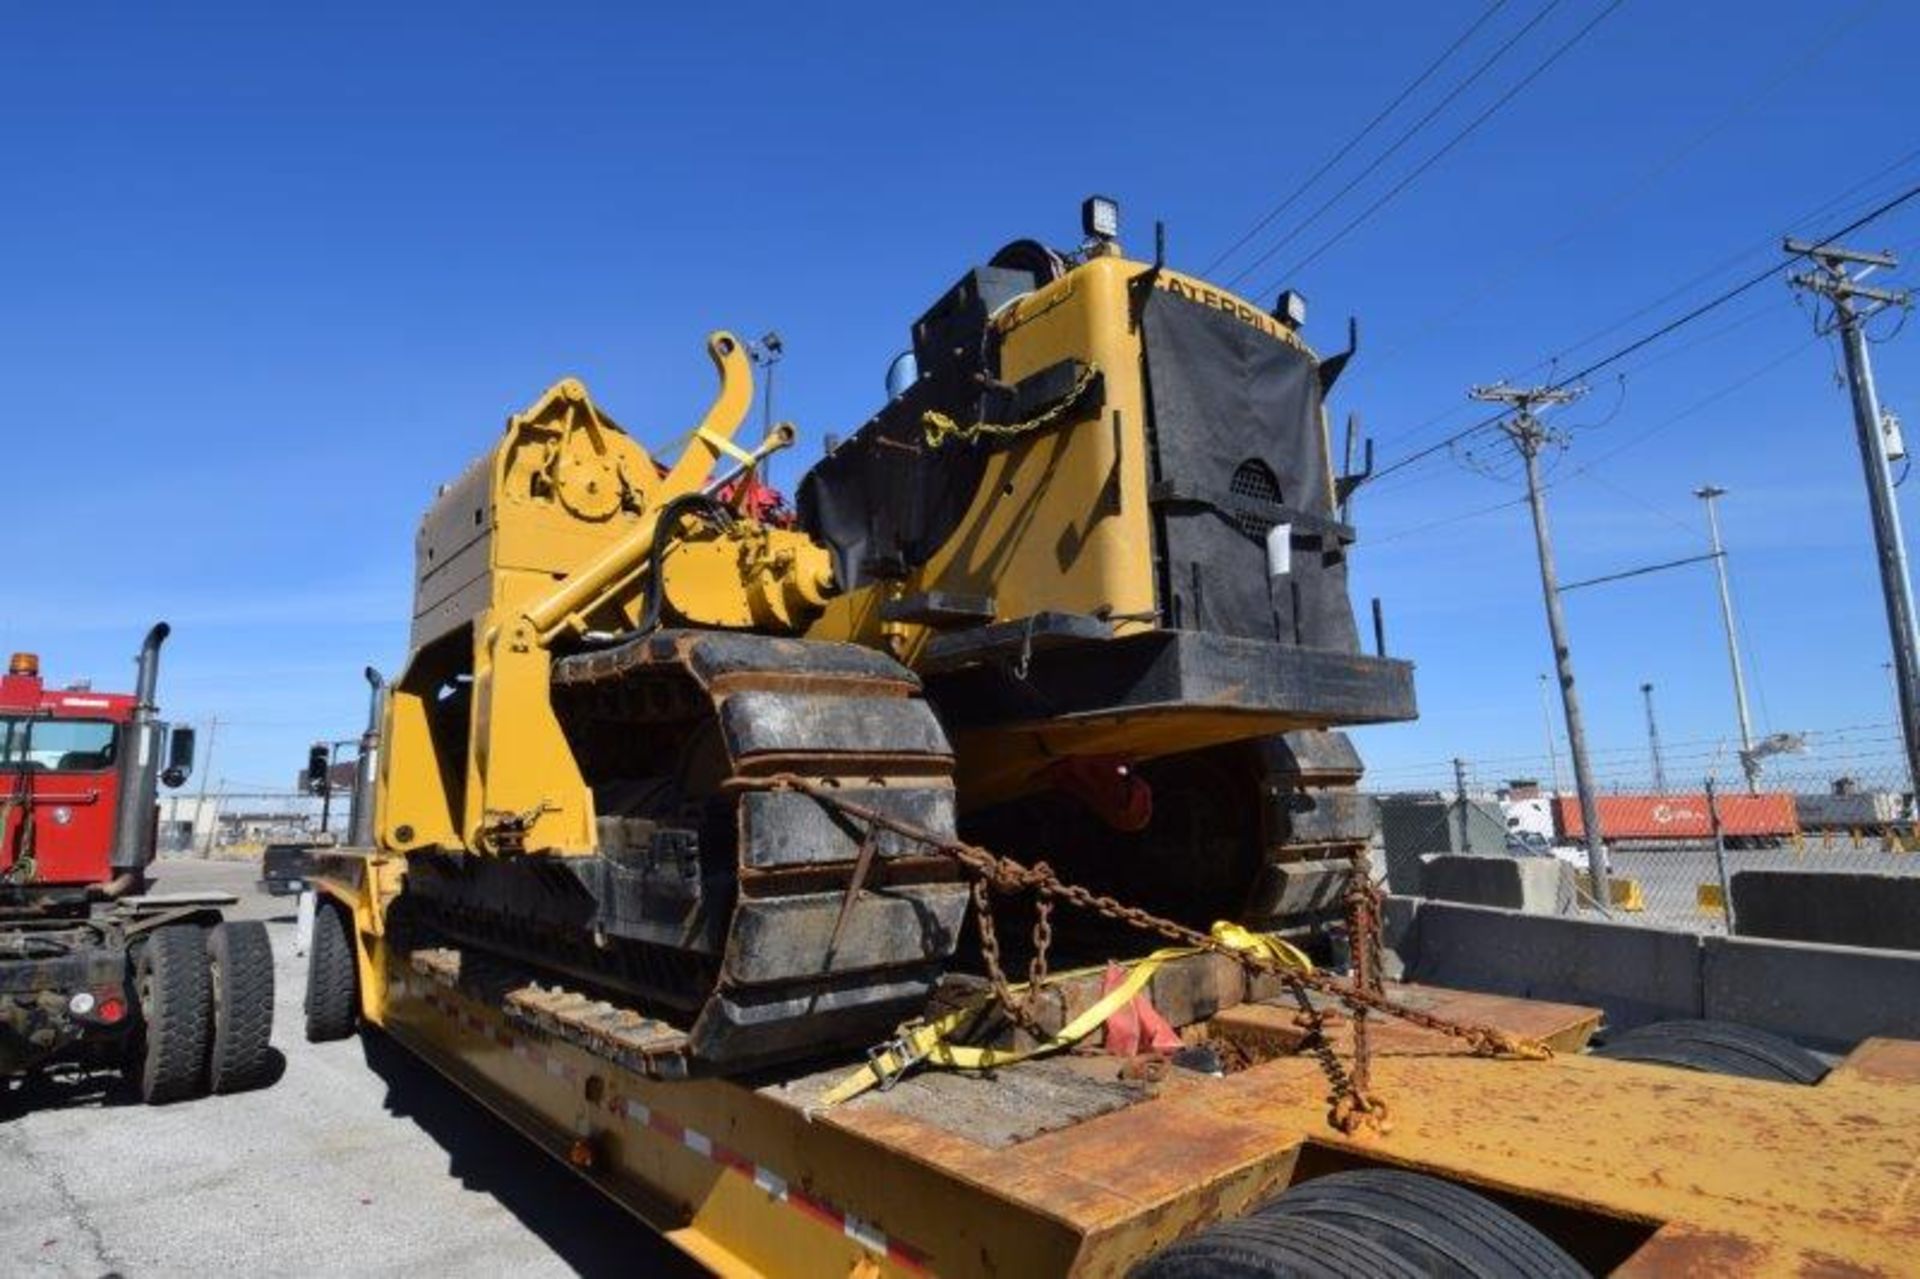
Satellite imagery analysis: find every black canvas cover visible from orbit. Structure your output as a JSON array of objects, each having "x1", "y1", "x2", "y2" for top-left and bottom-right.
[
  {"x1": 797, "y1": 266, "x2": 1039, "y2": 590},
  {"x1": 1140, "y1": 288, "x2": 1360, "y2": 653},
  {"x1": 797, "y1": 371, "x2": 993, "y2": 590}
]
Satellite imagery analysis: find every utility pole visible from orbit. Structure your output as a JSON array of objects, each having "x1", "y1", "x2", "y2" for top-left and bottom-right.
[
  {"x1": 1884, "y1": 660, "x2": 1915, "y2": 795},
  {"x1": 194, "y1": 715, "x2": 219, "y2": 859},
  {"x1": 1538, "y1": 673, "x2": 1564, "y2": 793},
  {"x1": 1693, "y1": 486, "x2": 1758, "y2": 791},
  {"x1": 1470, "y1": 381, "x2": 1610, "y2": 900},
  {"x1": 1452, "y1": 757, "x2": 1471, "y2": 852},
  {"x1": 1788, "y1": 240, "x2": 1920, "y2": 796},
  {"x1": 1641, "y1": 682, "x2": 1667, "y2": 793}
]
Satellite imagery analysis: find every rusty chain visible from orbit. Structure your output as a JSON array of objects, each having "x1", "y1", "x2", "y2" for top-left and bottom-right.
[
  {"x1": 970, "y1": 878, "x2": 1047, "y2": 1038},
  {"x1": 1026, "y1": 879, "x2": 1055, "y2": 1016},
  {"x1": 729, "y1": 773, "x2": 1551, "y2": 1129},
  {"x1": 1339, "y1": 846, "x2": 1387, "y2": 1127}
]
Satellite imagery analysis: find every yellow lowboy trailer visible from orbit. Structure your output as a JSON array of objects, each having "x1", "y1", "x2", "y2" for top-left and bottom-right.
[
  {"x1": 305, "y1": 199, "x2": 1920, "y2": 1275},
  {"x1": 310, "y1": 846, "x2": 1920, "y2": 1277}
]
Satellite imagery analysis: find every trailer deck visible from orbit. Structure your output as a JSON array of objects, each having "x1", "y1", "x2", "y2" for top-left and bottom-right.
[{"x1": 368, "y1": 916, "x2": 1920, "y2": 1278}]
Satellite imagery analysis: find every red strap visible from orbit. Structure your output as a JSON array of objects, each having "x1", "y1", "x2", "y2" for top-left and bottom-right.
[{"x1": 1100, "y1": 962, "x2": 1181, "y2": 1057}]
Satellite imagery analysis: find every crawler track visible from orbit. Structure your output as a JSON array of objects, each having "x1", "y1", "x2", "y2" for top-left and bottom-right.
[{"x1": 405, "y1": 630, "x2": 968, "y2": 1072}]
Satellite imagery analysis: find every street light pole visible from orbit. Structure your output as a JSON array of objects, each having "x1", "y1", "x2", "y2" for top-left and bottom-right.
[
  {"x1": 1538, "y1": 673, "x2": 1564, "y2": 794},
  {"x1": 1641, "y1": 682, "x2": 1668, "y2": 794},
  {"x1": 1694, "y1": 486, "x2": 1758, "y2": 791}
]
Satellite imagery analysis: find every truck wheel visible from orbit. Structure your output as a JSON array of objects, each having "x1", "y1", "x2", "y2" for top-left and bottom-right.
[
  {"x1": 1591, "y1": 1018, "x2": 1828, "y2": 1084},
  {"x1": 133, "y1": 926, "x2": 212, "y2": 1104},
  {"x1": 1258, "y1": 1169, "x2": 1587, "y2": 1277},
  {"x1": 206, "y1": 921, "x2": 276, "y2": 1093},
  {"x1": 1132, "y1": 1213, "x2": 1424, "y2": 1278},
  {"x1": 305, "y1": 901, "x2": 359, "y2": 1042}
]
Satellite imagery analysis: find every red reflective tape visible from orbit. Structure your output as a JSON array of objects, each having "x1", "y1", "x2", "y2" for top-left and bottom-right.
[
  {"x1": 888, "y1": 1238, "x2": 933, "y2": 1275},
  {"x1": 710, "y1": 1142, "x2": 754, "y2": 1175},
  {"x1": 787, "y1": 1188, "x2": 843, "y2": 1231},
  {"x1": 418, "y1": 986, "x2": 937, "y2": 1272}
]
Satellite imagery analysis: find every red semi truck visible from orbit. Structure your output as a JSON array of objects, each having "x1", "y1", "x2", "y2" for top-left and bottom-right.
[{"x1": 0, "y1": 624, "x2": 276, "y2": 1104}]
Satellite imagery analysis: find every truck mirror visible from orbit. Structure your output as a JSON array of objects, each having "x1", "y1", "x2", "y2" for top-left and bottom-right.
[
  {"x1": 306, "y1": 743, "x2": 331, "y2": 795},
  {"x1": 161, "y1": 725, "x2": 196, "y2": 788}
]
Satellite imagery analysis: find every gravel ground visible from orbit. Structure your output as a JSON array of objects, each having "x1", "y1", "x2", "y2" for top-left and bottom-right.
[{"x1": 1, "y1": 858, "x2": 698, "y2": 1278}]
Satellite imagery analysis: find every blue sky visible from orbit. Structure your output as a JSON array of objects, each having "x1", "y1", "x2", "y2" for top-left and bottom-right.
[{"x1": 3, "y1": 2, "x2": 1917, "y2": 798}]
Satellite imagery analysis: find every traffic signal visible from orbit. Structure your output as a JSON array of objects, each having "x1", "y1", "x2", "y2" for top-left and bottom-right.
[{"x1": 306, "y1": 743, "x2": 331, "y2": 795}]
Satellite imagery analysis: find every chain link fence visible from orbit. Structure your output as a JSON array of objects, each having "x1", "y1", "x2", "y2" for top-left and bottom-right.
[
  {"x1": 1369, "y1": 728, "x2": 1918, "y2": 935},
  {"x1": 155, "y1": 789, "x2": 337, "y2": 861}
]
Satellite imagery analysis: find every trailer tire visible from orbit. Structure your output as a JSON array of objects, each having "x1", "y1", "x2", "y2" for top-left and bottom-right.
[
  {"x1": 1258, "y1": 1169, "x2": 1587, "y2": 1277},
  {"x1": 305, "y1": 900, "x2": 359, "y2": 1042},
  {"x1": 206, "y1": 921, "x2": 276, "y2": 1093},
  {"x1": 1131, "y1": 1212, "x2": 1425, "y2": 1278},
  {"x1": 133, "y1": 925, "x2": 212, "y2": 1105},
  {"x1": 1591, "y1": 1018, "x2": 1827, "y2": 1084}
]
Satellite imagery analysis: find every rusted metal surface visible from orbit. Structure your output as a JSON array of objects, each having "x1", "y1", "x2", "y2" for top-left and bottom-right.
[
  {"x1": 409, "y1": 946, "x2": 692, "y2": 1077},
  {"x1": 1212, "y1": 984, "x2": 1603, "y2": 1060},
  {"x1": 394, "y1": 769, "x2": 1915, "y2": 1276},
  {"x1": 395, "y1": 926, "x2": 1919, "y2": 1276},
  {"x1": 812, "y1": 1029, "x2": 1920, "y2": 1275}
]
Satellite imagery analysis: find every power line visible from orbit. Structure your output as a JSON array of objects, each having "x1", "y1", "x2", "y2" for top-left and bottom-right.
[
  {"x1": 1369, "y1": 145, "x2": 1920, "y2": 457},
  {"x1": 1222, "y1": 0, "x2": 1568, "y2": 291},
  {"x1": 1203, "y1": 2, "x2": 1510, "y2": 278},
  {"x1": 1558, "y1": 549, "x2": 1722, "y2": 593},
  {"x1": 1367, "y1": 181, "x2": 1920, "y2": 485},
  {"x1": 1369, "y1": 4, "x2": 1887, "y2": 370},
  {"x1": 1256, "y1": 0, "x2": 1628, "y2": 293},
  {"x1": 1365, "y1": 331, "x2": 1816, "y2": 551},
  {"x1": 1366, "y1": 334, "x2": 1816, "y2": 547}
]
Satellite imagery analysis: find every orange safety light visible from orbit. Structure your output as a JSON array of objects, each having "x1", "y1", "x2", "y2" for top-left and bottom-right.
[{"x1": 8, "y1": 652, "x2": 38, "y2": 677}]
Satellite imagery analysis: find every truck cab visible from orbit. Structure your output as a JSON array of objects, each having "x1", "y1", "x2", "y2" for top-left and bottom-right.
[
  {"x1": 0, "y1": 631, "x2": 275, "y2": 1107},
  {"x1": 2, "y1": 653, "x2": 138, "y2": 900}
]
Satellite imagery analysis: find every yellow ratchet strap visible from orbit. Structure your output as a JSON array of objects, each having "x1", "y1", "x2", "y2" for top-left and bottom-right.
[{"x1": 818, "y1": 922, "x2": 1312, "y2": 1107}]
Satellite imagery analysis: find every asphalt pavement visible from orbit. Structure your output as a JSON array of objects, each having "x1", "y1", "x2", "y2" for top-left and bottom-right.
[{"x1": 1, "y1": 857, "x2": 699, "y2": 1278}]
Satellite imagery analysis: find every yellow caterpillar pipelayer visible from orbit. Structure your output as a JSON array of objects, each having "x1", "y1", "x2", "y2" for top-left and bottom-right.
[{"x1": 365, "y1": 200, "x2": 1415, "y2": 1069}]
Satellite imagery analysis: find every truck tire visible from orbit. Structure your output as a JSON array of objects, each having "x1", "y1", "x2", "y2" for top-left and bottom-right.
[
  {"x1": 1591, "y1": 1018, "x2": 1828, "y2": 1084},
  {"x1": 1259, "y1": 1169, "x2": 1587, "y2": 1277},
  {"x1": 133, "y1": 925, "x2": 212, "y2": 1104},
  {"x1": 206, "y1": 921, "x2": 276, "y2": 1093},
  {"x1": 1131, "y1": 1213, "x2": 1424, "y2": 1278},
  {"x1": 305, "y1": 901, "x2": 358, "y2": 1042}
]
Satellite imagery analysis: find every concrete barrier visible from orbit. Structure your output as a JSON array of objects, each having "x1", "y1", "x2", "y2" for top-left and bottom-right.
[
  {"x1": 1386, "y1": 895, "x2": 1920, "y2": 1049},
  {"x1": 1702, "y1": 935, "x2": 1920, "y2": 1053},
  {"x1": 1729, "y1": 871, "x2": 1920, "y2": 952},
  {"x1": 1418, "y1": 855, "x2": 1577, "y2": 915},
  {"x1": 1395, "y1": 898, "x2": 1702, "y2": 1033}
]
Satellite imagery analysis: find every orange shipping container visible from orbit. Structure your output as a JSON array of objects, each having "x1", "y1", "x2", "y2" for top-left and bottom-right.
[{"x1": 1553, "y1": 793, "x2": 1799, "y2": 841}]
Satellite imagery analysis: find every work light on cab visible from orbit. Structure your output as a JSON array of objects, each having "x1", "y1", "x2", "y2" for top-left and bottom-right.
[{"x1": 1081, "y1": 194, "x2": 1119, "y2": 242}]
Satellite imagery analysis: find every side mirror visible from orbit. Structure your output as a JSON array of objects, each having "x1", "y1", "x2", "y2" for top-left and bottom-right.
[
  {"x1": 306, "y1": 743, "x2": 331, "y2": 796},
  {"x1": 161, "y1": 725, "x2": 196, "y2": 789}
]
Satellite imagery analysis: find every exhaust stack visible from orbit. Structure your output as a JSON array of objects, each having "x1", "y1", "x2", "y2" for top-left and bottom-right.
[
  {"x1": 346, "y1": 666, "x2": 385, "y2": 848},
  {"x1": 107, "y1": 622, "x2": 169, "y2": 884}
]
